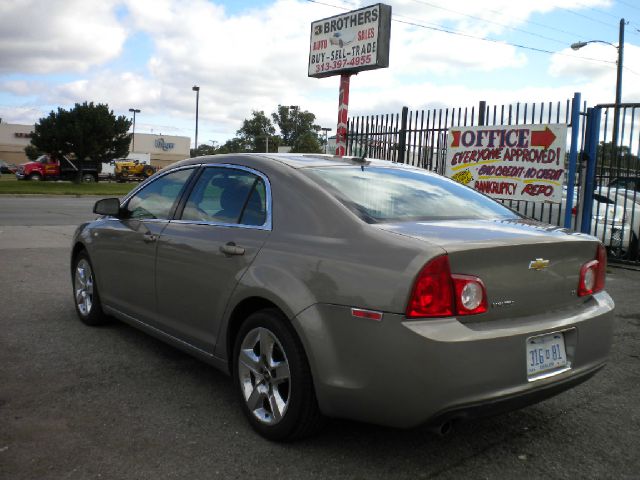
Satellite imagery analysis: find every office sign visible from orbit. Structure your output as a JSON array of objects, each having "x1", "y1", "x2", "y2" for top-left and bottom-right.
[{"x1": 445, "y1": 124, "x2": 568, "y2": 203}]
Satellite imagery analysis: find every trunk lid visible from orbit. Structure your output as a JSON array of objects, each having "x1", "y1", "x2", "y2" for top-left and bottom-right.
[{"x1": 375, "y1": 218, "x2": 601, "y2": 321}]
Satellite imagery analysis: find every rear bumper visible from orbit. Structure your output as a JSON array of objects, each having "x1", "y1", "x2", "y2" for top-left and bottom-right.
[
  {"x1": 426, "y1": 362, "x2": 604, "y2": 428},
  {"x1": 292, "y1": 291, "x2": 614, "y2": 428}
]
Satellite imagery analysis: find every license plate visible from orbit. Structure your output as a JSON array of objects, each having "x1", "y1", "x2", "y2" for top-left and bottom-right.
[{"x1": 526, "y1": 332, "x2": 568, "y2": 378}]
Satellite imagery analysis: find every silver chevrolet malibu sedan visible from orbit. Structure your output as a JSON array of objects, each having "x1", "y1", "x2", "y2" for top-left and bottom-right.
[{"x1": 71, "y1": 154, "x2": 614, "y2": 440}]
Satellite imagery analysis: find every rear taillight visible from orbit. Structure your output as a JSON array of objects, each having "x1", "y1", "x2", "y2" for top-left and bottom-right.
[
  {"x1": 406, "y1": 255, "x2": 454, "y2": 318},
  {"x1": 406, "y1": 255, "x2": 487, "y2": 318},
  {"x1": 578, "y1": 244, "x2": 607, "y2": 296}
]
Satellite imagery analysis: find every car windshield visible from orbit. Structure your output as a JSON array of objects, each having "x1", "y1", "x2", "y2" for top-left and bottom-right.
[{"x1": 303, "y1": 166, "x2": 520, "y2": 223}]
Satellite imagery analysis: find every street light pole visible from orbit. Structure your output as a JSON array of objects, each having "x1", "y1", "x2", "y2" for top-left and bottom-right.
[
  {"x1": 128, "y1": 108, "x2": 140, "y2": 152},
  {"x1": 286, "y1": 105, "x2": 299, "y2": 146},
  {"x1": 321, "y1": 127, "x2": 332, "y2": 154},
  {"x1": 613, "y1": 18, "x2": 625, "y2": 149},
  {"x1": 570, "y1": 18, "x2": 625, "y2": 149},
  {"x1": 192, "y1": 85, "x2": 200, "y2": 150}
]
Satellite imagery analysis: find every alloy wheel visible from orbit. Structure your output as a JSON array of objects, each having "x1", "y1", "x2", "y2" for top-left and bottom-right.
[
  {"x1": 74, "y1": 258, "x2": 94, "y2": 316},
  {"x1": 237, "y1": 327, "x2": 291, "y2": 425}
]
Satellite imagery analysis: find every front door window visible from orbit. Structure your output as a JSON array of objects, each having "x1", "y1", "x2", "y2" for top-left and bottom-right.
[{"x1": 126, "y1": 168, "x2": 194, "y2": 220}]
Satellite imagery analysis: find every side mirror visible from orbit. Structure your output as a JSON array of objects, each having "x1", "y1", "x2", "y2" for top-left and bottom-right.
[{"x1": 93, "y1": 197, "x2": 121, "y2": 216}]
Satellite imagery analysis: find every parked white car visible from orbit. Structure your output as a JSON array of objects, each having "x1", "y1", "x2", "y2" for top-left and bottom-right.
[{"x1": 513, "y1": 187, "x2": 637, "y2": 259}]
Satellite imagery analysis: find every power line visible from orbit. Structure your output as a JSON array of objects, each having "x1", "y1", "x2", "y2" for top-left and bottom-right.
[
  {"x1": 407, "y1": 0, "x2": 568, "y2": 46},
  {"x1": 479, "y1": 7, "x2": 585, "y2": 41},
  {"x1": 571, "y1": 1, "x2": 623, "y2": 21},
  {"x1": 618, "y1": 0, "x2": 640, "y2": 13},
  {"x1": 394, "y1": 15, "x2": 617, "y2": 67},
  {"x1": 624, "y1": 65, "x2": 640, "y2": 78},
  {"x1": 626, "y1": 21, "x2": 640, "y2": 38},
  {"x1": 559, "y1": 7, "x2": 619, "y2": 29}
]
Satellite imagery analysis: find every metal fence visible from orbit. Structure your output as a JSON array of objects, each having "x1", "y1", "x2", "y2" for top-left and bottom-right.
[
  {"x1": 346, "y1": 97, "x2": 640, "y2": 265},
  {"x1": 346, "y1": 97, "x2": 583, "y2": 225},
  {"x1": 591, "y1": 103, "x2": 640, "y2": 264}
]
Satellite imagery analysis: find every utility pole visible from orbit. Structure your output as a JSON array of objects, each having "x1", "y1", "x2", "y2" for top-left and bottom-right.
[
  {"x1": 128, "y1": 108, "x2": 140, "y2": 152},
  {"x1": 321, "y1": 127, "x2": 332, "y2": 154},
  {"x1": 612, "y1": 18, "x2": 625, "y2": 152},
  {"x1": 192, "y1": 85, "x2": 200, "y2": 150}
]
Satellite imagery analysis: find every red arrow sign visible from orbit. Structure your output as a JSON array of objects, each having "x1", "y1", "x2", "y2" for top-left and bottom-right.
[
  {"x1": 450, "y1": 130, "x2": 461, "y2": 147},
  {"x1": 531, "y1": 127, "x2": 556, "y2": 149}
]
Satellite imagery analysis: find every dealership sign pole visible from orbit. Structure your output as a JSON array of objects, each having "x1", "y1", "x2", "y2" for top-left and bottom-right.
[
  {"x1": 336, "y1": 74, "x2": 351, "y2": 156},
  {"x1": 308, "y1": 3, "x2": 391, "y2": 157}
]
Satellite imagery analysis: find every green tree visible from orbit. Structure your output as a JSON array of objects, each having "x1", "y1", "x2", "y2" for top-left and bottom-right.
[
  {"x1": 597, "y1": 142, "x2": 639, "y2": 169},
  {"x1": 291, "y1": 131, "x2": 323, "y2": 154},
  {"x1": 190, "y1": 143, "x2": 220, "y2": 157},
  {"x1": 272, "y1": 105, "x2": 322, "y2": 152},
  {"x1": 28, "y1": 102, "x2": 131, "y2": 163},
  {"x1": 237, "y1": 110, "x2": 279, "y2": 153},
  {"x1": 217, "y1": 137, "x2": 250, "y2": 153},
  {"x1": 24, "y1": 144, "x2": 44, "y2": 160}
]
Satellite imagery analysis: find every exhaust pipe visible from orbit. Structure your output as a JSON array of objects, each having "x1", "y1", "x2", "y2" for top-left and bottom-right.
[{"x1": 430, "y1": 419, "x2": 455, "y2": 436}]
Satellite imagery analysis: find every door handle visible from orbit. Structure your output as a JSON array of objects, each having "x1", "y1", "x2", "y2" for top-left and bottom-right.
[
  {"x1": 143, "y1": 233, "x2": 158, "y2": 243},
  {"x1": 220, "y1": 242, "x2": 245, "y2": 256}
]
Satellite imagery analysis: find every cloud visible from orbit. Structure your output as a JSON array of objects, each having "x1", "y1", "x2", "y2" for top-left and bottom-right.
[
  {"x1": 107, "y1": 0, "x2": 531, "y2": 132},
  {"x1": 548, "y1": 43, "x2": 640, "y2": 103},
  {"x1": 0, "y1": 0, "x2": 629, "y2": 142},
  {"x1": 0, "y1": 0, "x2": 126, "y2": 74},
  {"x1": 0, "y1": 105, "x2": 48, "y2": 125},
  {"x1": 0, "y1": 80, "x2": 36, "y2": 96}
]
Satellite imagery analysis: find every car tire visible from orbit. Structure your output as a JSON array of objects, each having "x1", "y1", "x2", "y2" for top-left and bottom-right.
[
  {"x1": 233, "y1": 309, "x2": 324, "y2": 441},
  {"x1": 29, "y1": 173, "x2": 42, "y2": 181},
  {"x1": 143, "y1": 167, "x2": 155, "y2": 177},
  {"x1": 72, "y1": 251, "x2": 108, "y2": 326},
  {"x1": 81, "y1": 173, "x2": 96, "y2": 183}
]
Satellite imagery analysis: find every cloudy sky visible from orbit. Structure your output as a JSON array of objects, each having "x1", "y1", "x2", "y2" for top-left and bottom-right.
[{"x1": 1, "y1": 0, "x2": 640, "y2": 146}]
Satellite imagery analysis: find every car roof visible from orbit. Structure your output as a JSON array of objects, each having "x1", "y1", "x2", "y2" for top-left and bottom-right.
[{"x1": 169, "y1": 153, "x2": 421, "y2": 171}]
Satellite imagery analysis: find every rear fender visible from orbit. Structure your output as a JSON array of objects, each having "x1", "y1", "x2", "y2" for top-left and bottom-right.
[{"x1": 214, "y1": 264, "x2": 317, "y2": 360}]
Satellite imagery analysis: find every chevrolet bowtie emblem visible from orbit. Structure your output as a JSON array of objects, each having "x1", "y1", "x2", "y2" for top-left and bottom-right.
[{"x1": 529, "y1": 258, "x2": 550, "y2": 271}]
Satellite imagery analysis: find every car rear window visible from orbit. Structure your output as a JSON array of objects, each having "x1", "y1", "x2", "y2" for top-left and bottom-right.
[{"x1": 303, "y1": 166, "x2": 519, "y2": 223}]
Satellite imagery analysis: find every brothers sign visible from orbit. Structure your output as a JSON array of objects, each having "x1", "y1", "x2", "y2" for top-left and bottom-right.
[
  {"x1": 308, "y1": 3, "x2": 391, "y2": 78},
  {"x1": 445, "y1": 124, "x2": 567, "y2": 203}
]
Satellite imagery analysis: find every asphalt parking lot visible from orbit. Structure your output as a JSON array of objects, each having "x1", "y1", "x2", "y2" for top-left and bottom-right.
[{"x1": 1, "y1": 195, "x2": 639, "y2": 480}]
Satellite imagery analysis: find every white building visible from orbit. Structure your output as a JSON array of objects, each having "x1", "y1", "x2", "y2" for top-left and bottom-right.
[
  {"x1": 129, "y1": 133, "x2": 191, "y2": 168},
  {"x1": 0, "y1": 123, "x2": 34, "y2": 164},
  {"x1": 0, "y1": 121, "x2": 190, "y2": 168}
]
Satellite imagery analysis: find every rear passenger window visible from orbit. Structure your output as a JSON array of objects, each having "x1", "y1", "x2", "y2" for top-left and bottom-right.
[
  {"x1": 181, "y1": 167, "x2": 267, "y2": 226},
  {"x1": 239, "y1": 179, "x2": 267, "y2": 226}
]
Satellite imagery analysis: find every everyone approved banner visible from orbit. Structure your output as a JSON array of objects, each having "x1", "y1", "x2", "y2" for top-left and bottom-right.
[{"x1": 445, "y1": 123, "x2": 568, "y2": 203}]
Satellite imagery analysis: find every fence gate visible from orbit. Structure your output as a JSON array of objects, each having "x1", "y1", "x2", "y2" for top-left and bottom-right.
[{"x1": 582, "y1": 103, "x2": 640, "y2": 265}]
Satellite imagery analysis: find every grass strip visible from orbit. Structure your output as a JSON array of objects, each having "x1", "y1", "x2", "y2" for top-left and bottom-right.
[{"x1": 0, "y1": 175, "x2": 135, "y2": 196}]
